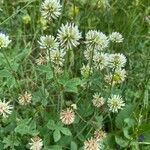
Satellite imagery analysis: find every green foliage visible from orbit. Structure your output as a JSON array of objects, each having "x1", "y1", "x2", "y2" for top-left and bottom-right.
[
  {"x1": 47, "y1": 120, "x2": 72, "y2": 143},
  {"x1": 115, "y1": 104, "x2": 135, "y2": 129},
  {"x1": 3, "y1": 135, "x2": 20, "y2": 150},
  {"x1": 15, "y1": 118, "x2": 38, "y2": 136},
  {"x1": 0, "y1": 0, "x2": 149, "y2": 149}
]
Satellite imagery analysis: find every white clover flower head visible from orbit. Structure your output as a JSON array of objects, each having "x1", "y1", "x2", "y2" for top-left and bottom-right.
[
  {"x1": 113, "y1": 68, "x2": 126, "y2": 84},
  {"x1": 29, "y1": 136, "x2": 43, "y2": 150},
  {"x1": 84, "y1": 137, "x2": 100, "y2": 150},
  {"x1": 18, "y1": 92, "x2": 32, "y2": 106},
  {"x1": 107, "y1": 95, "x2": 125, "y2": 113},
  {"x1": 36, "y1": 54, "x2": 47, "y2": 65},
  {"x1": 94, "y1": 129, "x2": 106, "y2": 141},
  {"x1": 60, "y1": 108, "x2": 75, "y2": 125},
  {"x1": 41, "y1": 0, "x2": 62, "y2": 21},
  {"x1": 85, "y1": 30, "x2": 109, "y2": 51},
  {"x1": 53, "y1": 66, "x2": 63, "y2": 75},
  {"x1": 93, "y1": 52, "x2": 109, "y2": 70},
  {"x1": 49, "y1": 49, "x2": 66, "y2": 66},
  {"x1": 109, "y1": 32, "x2": 124, "y2": 43},
  {"x1": 0, "y1": 33, "x2": 11, "y2": 49},
  {"x1": 92, "y1": 93, "x2": 105, "y2": 108},
  {"x1": 81, "y1": 64, "x2": 93, "y2": 78},
  {"x1": 105, "y1": 68, "x2": 126, "y2": 85},
  {"x1": 38, "y1": 35, "x2": 59, "y2": 50},
  {"x1": 0, "y1": 99, "x2": 13, "y2": 118},
  {"x1": 57, "y1": 23, "x2": 82, "y2": 50},
  {"x1": 109, "y1": 53, "x2": 127, "y2": 68}
]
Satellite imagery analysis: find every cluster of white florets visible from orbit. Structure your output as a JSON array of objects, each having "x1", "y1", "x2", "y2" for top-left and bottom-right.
[
  {"x1": 0, "y1": 32, "x2": 11, "y2": 49},
  {"x1": 38, "y1": 0, "x2": 127, "y2": 116},
  {"x1": 84, "y1": 129, "x2": 106, "y2": 150},
  {"x1": 0, "y1": 1, "x2": 129, "y2": 150},
  {"x1": 83, "y1": 31, "x2": 126, "y2": 85},
  {"x1": 80, "y1": 29, "x2": 126, "y2": 115}
]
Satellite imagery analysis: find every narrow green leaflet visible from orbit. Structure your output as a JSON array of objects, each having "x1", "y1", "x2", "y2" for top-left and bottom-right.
[
  {"x1": 60, "y1": 127, "x2": 72, "y2": 136},
  {"x1": 53, "y1": 129, "x2": 61, "y2": 142},
  {"x1": 71, "y1": 141, "x2": 78, "y2": 150}
]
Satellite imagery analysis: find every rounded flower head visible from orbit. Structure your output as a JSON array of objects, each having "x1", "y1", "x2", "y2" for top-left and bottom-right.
[
  {"x1": 109, "y1": 32, "x2": 123, "y2": 43},
  {"x1": 109, "y1": 53, "x2": 127, "y2": 68},
  {"x1": 0, "y1": 99, "x2": 13, "y2": 118},
  {"x1": 18, "y1": 92, "x2": 32, "y2": 105},
  {"x1": 29, "y1": 136, "x2": 43, "y2": 150},
  {"x1": 53, "y1": 66, "x2": 63, "y2": 75},
  {"x1": 107, "y1": 95, "x2": 125, "y2": 113},
  {"x1": 0, "y1": 33, "x2": 11, "y2": 49},
  {"x1": 105, "y1": 69, "x2": 126, "y2": 85},
  {"x1": 81, "y1": 64, "x2": 93, "y2": 78},
  {"x1": 36, "y1": 54, "x2": 47, "y2": 65},
  {"x1": 60, "y1": 108, "x2": 75, "y2": 125},
  {"x1": 93, "y1": 52, "x2": 109, "y2": 70},
  {"x1": 92, "y1": 93, "x2": 105, "y2": 108},
  {"x1": 94, "y1": 130, "x2": 106, "y2": 141},
  {"x1": 49, "y1": 49, "x2": 66, "y2": 67},
  {"x1": 84, "y1": 138, "x2": 100, "y2": 150},
  {"x1": 57, "y1": 23, "x2": 82, "y2": 50},
  {"x1": 113, "y1": 68, "x2": 126, "y2": 84},
  {"x1": 22, "y1": 14, "x2": 31, "y2": 24},
  {"x1": 85, "y1": 30, "x2": 109, "y2": 50},
  {"x1": 38, "y1": 35, "x2": 59, "y2": 50},
  {"x1": 41, "y1": 0, "x2": 62, "y2": 21}
]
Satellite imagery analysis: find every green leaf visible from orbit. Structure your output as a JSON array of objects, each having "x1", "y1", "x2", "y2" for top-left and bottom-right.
[
  {"x1": 0, "y1": 142, "x2": 4, "y2": 150},
  {"x1": 53, "y1": 130, "x2": 61, "y2": 142},
  {"x1": 115, "y1": 104, "x2": 135, "y2": 129},
  {"x1": 15, "y1": 119, "x2": 38, "y2": 136},
  {"x1": 60, "y1": 127, "x2": 72, "y2": 136},
  {"x1": 115, "y1": 136, "x2": 128, "y2": 148},
  {"x1": 143, "y1": 132, "x2": 150, "y2": 143},
  {"x1": 139, "y1": 123, "x2": 150, "y2": 133},
  {"x1": 13, "y1": 48, "x2": 31, "y2": 62},
  {"x1": 71, "y1": 141, "x2": 78, "y2": 150},
  {"x1": 47, "y1": 120, "x2": 56, "y2": 130},
  {"x1": 0, "y1": 69, "x2": 11, "y2": 77},
  {"x1": 36, "y1": 65, "x2": 53, "y2": 79},
  {"x1": 124, "y1": 118, "x2": 135, "y2": 127},
  {"x1": 64, "y1": 78, "x2": 81, "y2": 93},
  {"x1": 123, "y1": 127, "x2": 132, "y2": 140},
  {"x1": 28, "y1": 120, "x2": 39, "y2": 136},
  {"x1": 15, "y1": 125, "x2": 28, "y2": 135},
  {"x1": 44, "y1": 145, "x2": 62, "y2": 150},
  {"x1": 3, "y1": 135, "x2": 20, "y2": 149}
]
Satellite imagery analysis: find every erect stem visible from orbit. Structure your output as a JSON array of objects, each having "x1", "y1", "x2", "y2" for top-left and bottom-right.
[{"x1": 56, "y1": 0, "x2": 66, "y2": 33}]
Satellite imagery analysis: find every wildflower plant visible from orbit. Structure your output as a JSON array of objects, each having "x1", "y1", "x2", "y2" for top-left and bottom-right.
[{"x1": 0, "y1": 0, "x2": 149, "y2": 150}]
